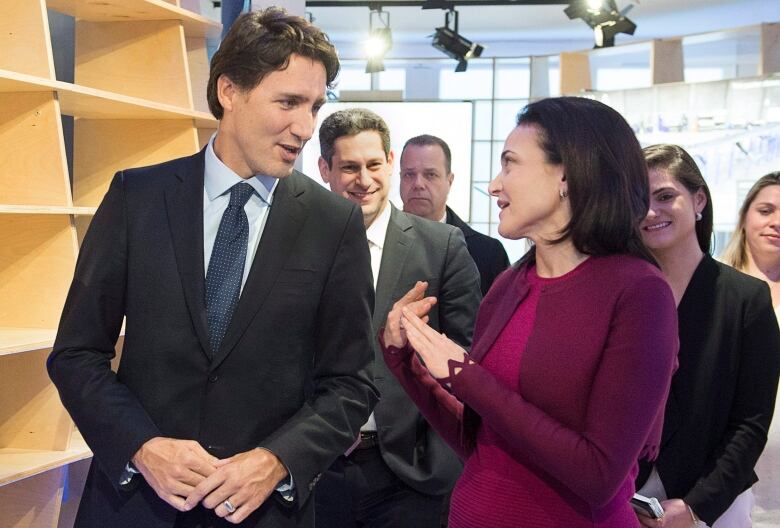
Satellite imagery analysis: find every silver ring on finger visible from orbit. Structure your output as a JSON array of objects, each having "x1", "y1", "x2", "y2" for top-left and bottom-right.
[{"x1": 223, "y1": 499, "x2": 237, "y2": 514}]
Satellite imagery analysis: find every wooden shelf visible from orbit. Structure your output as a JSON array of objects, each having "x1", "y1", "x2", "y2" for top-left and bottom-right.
[
  {"x1": 0, "y1": 433, "x2": 90, "y2": 487},
  {"x1": 0, "y1": 69, "x2": 217, "y2": 127},
  {"x1": 47, "y1": 0, "x2": 221, "y2": 38},
  {"x1": 0, "y1": 328, "x2": 57, "y2": 357},
  {"x1": 0, "y1": 206, "x2": 96, "y2": 215}
]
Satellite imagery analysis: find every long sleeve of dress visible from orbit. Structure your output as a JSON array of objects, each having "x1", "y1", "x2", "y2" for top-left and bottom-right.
[
  {"x1": 449, "y1": 273, "x2": 678, "y2": 508},
  {"x1": 381, "y1": 336, "x2": 470, "y2": 460}
]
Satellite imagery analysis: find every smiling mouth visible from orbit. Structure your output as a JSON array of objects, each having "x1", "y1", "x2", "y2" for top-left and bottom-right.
[
  {"x1": 348, "y1": 190, "x2": 377, "y2": 199},
  {"x1": 497, "y1": 200, "x2": 509, "y2": 209},
  {"x1": 643, "y1": 221, "x2": 671, "y2": 231}
]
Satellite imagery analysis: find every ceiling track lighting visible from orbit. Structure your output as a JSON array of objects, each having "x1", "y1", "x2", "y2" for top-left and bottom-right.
[
  {"x1": 564, "y1": 0, "x2": 636, "y2": 48},
  {"x1": 431, "y1": 8, "x2": 484, "y2": 72},
  {"x1": 364, "y1": 7, "x2": 393, "y2": 74}
]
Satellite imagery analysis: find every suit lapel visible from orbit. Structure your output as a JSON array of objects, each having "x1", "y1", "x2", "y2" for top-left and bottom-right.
[
  {"x1": 164, "y1": 150, "x2": 211, "y2": 360},
  {"x1": 210, "y1": 172, "x2": 308, "y2": 369},
  {"x1": 469, "y1": 267, "x2": 528, "y2": 363},
  {"x1": 373, "y1": 207, "x2": 413, "y2": 331}
]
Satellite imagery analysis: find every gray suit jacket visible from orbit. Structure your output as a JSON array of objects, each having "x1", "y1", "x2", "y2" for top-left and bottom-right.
[{"x1": 371, "y1": 205, "x2": 481, "y2": 495}]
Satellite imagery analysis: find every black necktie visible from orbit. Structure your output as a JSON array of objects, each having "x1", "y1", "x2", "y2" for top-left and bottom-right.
[{"x1": 205, "y1": 182, "x2": 254, "y2": 354}]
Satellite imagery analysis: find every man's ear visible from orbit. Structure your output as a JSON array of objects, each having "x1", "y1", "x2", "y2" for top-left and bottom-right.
[
  {"x1": 447, "y1": 172, "x2": 454, "y2": 186},
  {"x1": 217, "y1": 74, "x2": 239, "y2": 113},
  {"x1": 318, "y1": 156, "x2": 331, "y2": 184}
]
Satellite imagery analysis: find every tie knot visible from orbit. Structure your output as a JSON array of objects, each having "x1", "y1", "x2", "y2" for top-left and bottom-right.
[{"x1": 229, "y1": 182, "x2": 255, "y2": 208}]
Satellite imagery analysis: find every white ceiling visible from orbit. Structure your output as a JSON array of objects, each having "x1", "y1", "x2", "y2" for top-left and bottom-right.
[{"x1": 200, "y1": 0, "x2": 779, "y2": 57}]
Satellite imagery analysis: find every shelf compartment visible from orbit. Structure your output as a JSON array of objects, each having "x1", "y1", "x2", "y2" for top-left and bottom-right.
[
  {"x1": 0, "y1": 465, "x2": 67, "y2": 528},
  {"x1": 0, "y1": 92, "x2": 71, "y2": 207},
  {"x1": 0, "y1": 348, "x2": 75, "y2": 456},
  {"x1": 73, "y1": 118, "x2": 200, "y2": 207},
  {"x1": 0, "y1": 0, "x2": 55, "y2": 79},
  {"x1": 47, "y1": 0, "x2": 221, "y2": 38},
  {"x1": 75, "y1": 20, "x2": 193, "y2": 109},
  {"x1": 0, "y1": 431, "x2": 90, "y2": 487},
  {"x1": 0, "y1": 215, "x2": 78, "y2": 329},
  {"x1": 0, "y1": 69, "x2": 217, "y2": 126}
]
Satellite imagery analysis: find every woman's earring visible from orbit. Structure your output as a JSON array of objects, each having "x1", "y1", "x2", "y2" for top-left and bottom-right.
[
  {"x1": 695, "y1": 212, "x2": 703, "y2": 221},
  {"x1": 559, "y1": 189, "x2": 568, "y2": 199}
]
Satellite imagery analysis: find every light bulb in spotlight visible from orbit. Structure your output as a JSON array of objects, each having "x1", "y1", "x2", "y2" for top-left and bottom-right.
[
  {"x1": 365, "y1": 36, "x2": 384, "y2": 58},
  {"x1": 586, "y1": 0, "x2": 604, "y2": 9}
]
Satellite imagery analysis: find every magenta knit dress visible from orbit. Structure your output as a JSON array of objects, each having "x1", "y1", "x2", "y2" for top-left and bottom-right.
[
  {"x1": 382, "y1": 255, "x2": 678, "y2": 528},
  {"x1": 450, "y1": 265, "x2": 640, "y2": 528}
]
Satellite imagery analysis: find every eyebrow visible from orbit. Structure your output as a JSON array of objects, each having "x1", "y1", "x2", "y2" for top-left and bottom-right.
[{"x1": 651, "y1": 186, "x2": 676, "y2": 194}]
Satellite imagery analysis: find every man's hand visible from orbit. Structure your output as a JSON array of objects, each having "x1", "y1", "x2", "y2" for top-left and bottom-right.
[
  {"x1": 383, "y1": 281, "x2": 436, "y2": 349},
  {"x1": 184, "y1": 448, "x2": 289, "y2": 524},
  {"x1": 132, "y1": 437, "x2": 221, "y2": 511}
]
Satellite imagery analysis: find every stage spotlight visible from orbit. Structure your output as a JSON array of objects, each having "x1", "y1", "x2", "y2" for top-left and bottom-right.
[
  {"x1": 564, "y1": 0, "x2": 636, "y2": 48},
  {"x1": 364, "y1": 8, "x2": 392, "y2": 74},
  {"x1": 431, "y1": 9, "x2": 484, "y2": 72}
]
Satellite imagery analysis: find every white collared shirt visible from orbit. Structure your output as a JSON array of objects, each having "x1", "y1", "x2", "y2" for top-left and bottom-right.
[
  {"x1": 361, "y1": 202, "x2": 392, "y2": 432},
  {"x1": 203, "y1": 134, "x2": 279, "y2": 292},
  {"x1": 365, "y1": 202, "x2": 392, "y2": 289}
]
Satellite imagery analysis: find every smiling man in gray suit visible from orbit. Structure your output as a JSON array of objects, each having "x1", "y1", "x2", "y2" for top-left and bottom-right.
[{"x1": 315, "y1": 108, "x2": 481, "y2": 528}]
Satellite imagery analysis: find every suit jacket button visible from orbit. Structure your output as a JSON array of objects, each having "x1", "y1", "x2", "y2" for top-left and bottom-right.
[{"x1": 208, "y1": 374, "x2": 219, "y2": 383}]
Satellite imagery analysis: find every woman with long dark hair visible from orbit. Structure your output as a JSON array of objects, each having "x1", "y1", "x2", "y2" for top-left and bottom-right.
[
  {"x1": 635, "y1": 146, "x2": 779, "y2": 528},
  {"x1": 380, "y1": 97, "x2": 679, "y2": 527}
]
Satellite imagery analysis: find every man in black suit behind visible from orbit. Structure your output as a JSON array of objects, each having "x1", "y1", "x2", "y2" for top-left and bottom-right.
[
  {"x1": 47, "y1": 10, "x2": 377, "y2": 528},
  {"x1": 314, "y1": 109, "x2": 481, "y2": 527},
  {"x1": 400, "y1": 135, "x2": 510, "y2": 296}
]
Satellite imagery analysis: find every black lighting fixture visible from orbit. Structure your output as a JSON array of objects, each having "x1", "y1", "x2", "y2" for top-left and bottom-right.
[
  {"x1": 431, "y1": 8, "x2": 484, "y2": 72},
  {"x1": 364, "y1": 7, "x2": 393, "y2": 73},
  {"x1": 564, "y1": 0, "x2": 636, "y2": 48}
]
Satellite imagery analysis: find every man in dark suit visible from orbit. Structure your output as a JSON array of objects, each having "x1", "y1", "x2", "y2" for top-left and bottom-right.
[
  {"x1": 400, "y1": 135, "x2": 510, "y2": 295},
  {"x1": 314, "y1": 109, "x2": 481, "y2": 528},
  {"x1": 47, "y1": 10, "x2": 378, "y2": 528}
]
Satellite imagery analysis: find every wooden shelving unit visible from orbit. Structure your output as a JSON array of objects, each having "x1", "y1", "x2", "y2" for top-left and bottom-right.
[{"x1": 0, "y1": 1, "x2": 219, "y2": 526}]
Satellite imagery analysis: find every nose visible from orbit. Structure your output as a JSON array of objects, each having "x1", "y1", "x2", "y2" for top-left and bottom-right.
[
  {"x1": 290, "y1": 109, "x2": 316, "y2": 142},
  {"x1": 645, "y1": 202, "x2": 659, "y2": 220},
  {"x1": 357, "y1": 167, "x2": 373, "y2": 188},
  {"x1": 488, "y1": 173, "x2": 501, "y2": 197},
  {"x1": 405, "y1": 174, "x2": 425, "y2": 190}
]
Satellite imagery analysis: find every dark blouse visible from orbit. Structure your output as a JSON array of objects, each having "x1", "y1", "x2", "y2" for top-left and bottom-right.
[{"x1": 637, "y1": 255, "x2": 780, "y2": 524}]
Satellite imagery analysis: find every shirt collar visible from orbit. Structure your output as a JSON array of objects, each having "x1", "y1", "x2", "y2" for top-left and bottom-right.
[
  {"x1": 204, "y1": 133, "x2": 278, "y2": 204},
  {"x1": 366, "y1": 201, "x2": 392, "y2": 249}
]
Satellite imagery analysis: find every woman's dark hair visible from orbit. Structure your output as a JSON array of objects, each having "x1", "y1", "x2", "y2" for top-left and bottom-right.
[
  {"x1": 643, "y1": 144, "x2": 713, "y2": 254},
  {"x1": 515, "y1": 96, "x2": 655, "y2": 265},
  {"x1": 207, "y1": 8, "x2": 340, "y2": 119}
]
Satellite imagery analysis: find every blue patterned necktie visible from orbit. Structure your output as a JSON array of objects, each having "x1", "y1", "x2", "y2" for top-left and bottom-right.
[{"x1": 205, "y1": 182, "x2": 255, "y2": 355}]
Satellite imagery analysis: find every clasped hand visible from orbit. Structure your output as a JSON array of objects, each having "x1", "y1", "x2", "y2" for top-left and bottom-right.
[
  {"x1": 383, "y1": 281, "x2": 468, "y2": 380},
  {"x1": 133, "y1": 437, "x2": 288, "y2": 524}
]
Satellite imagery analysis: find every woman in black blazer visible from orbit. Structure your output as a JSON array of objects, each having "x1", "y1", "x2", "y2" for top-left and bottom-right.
[{"x1": 635, "y1": 144, "x2": 780, "y2": 527}]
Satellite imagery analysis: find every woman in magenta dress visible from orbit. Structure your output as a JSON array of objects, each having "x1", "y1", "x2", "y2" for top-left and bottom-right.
[{"x1": 380, "y1": 96, "x2": 679, "y2": 528}]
